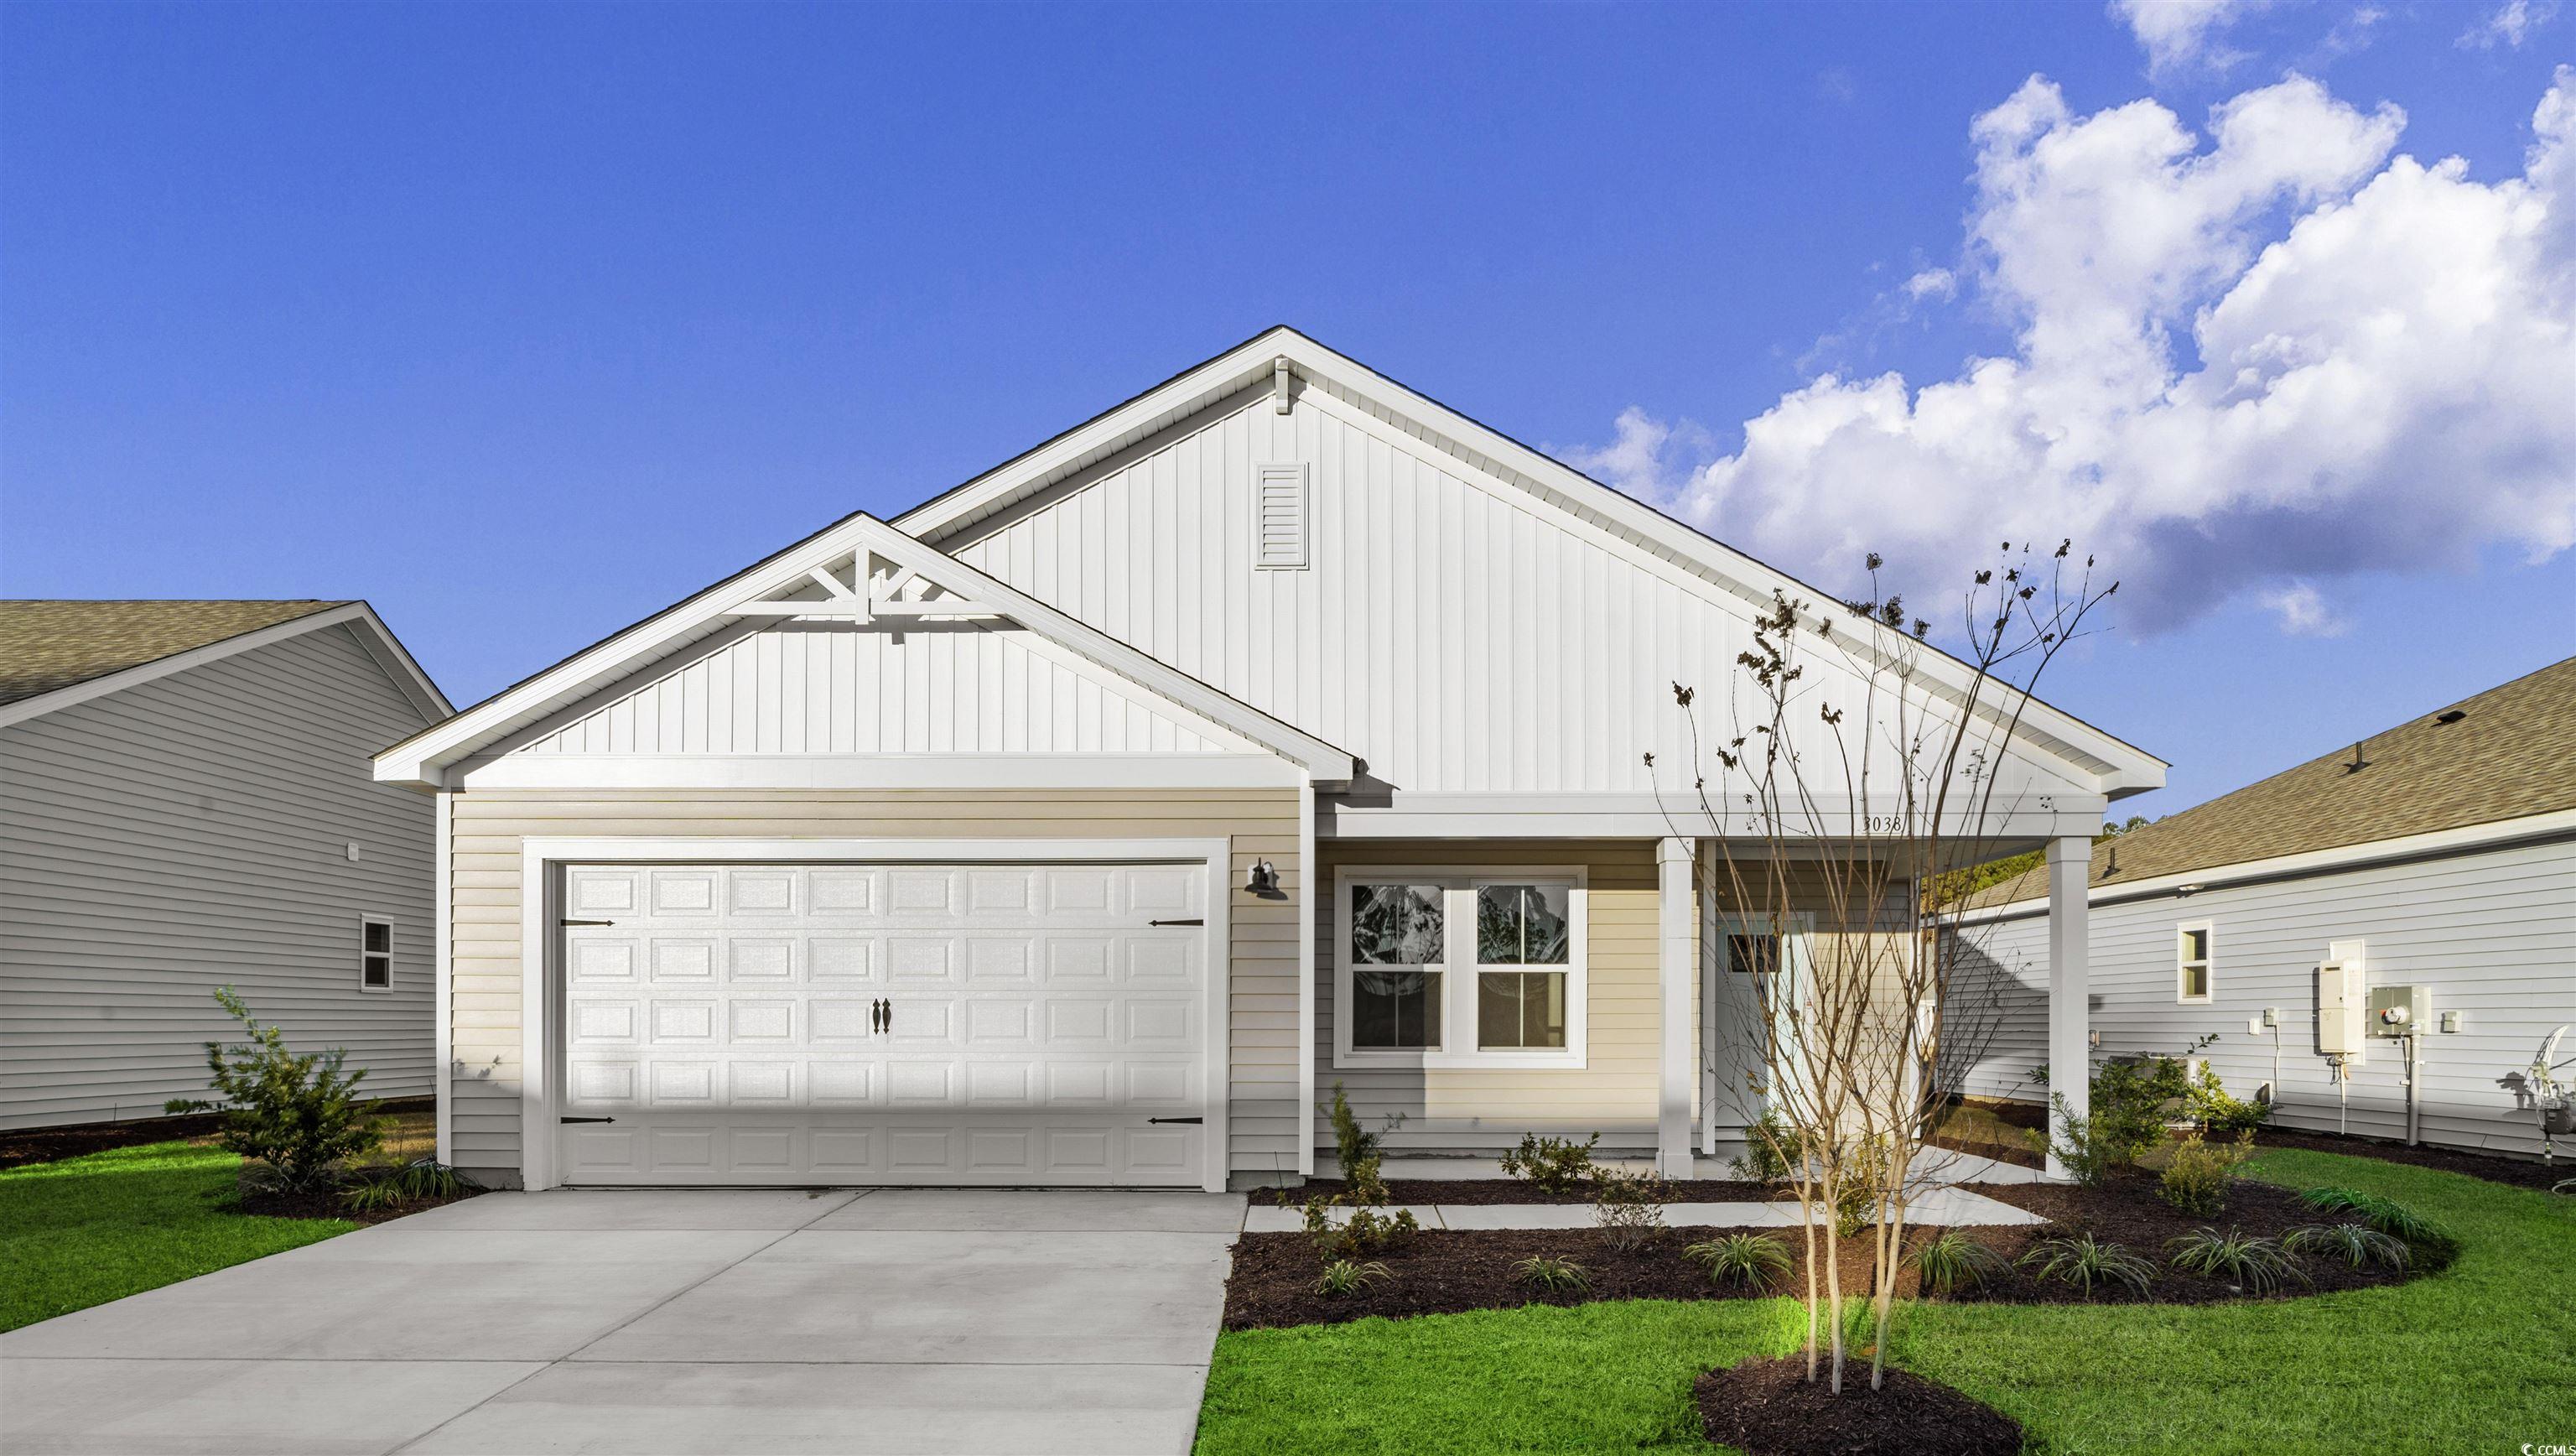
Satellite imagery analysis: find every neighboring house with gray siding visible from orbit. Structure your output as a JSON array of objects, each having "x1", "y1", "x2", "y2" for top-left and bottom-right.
[
  {"x1": 1950, "y1": 656, "x2": 2576, "y2": 1158},
  {"x1": 0, "y1": 601, "x2": 453, "y2": 1130}
]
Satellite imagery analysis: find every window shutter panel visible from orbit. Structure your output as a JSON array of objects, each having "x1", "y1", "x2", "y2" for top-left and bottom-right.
[{"x1": 1255, "y1": 463, "x2": 1308, "y2": 569}]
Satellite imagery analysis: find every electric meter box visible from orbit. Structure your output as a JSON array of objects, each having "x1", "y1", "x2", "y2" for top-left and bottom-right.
[
  {"x1": 2368, "y1": 984, "x2": 2432, "y2": 1038},
  {"x1": 2317, "y1": 955, "x2": 2366, "y2": 1058}
]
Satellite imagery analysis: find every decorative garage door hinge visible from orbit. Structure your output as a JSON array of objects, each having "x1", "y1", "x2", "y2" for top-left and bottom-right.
[
  {"x1": 558, "y1": 918, "x2": 615, "y2": 928},
  {"x1": 559, "y1": 1115, "x2": 615, "y2": 1125},
  {"x1": 1147, "y1": 918, "x2": 1204, "y2": 927},
  {"x1": 1146, "y1": 1116, "x2": 1203, "y2": 1125}
]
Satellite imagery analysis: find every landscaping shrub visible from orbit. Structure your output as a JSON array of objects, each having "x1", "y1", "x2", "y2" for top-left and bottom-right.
[
  {"x1": 2043, "y1": 1095, "x2": 2119, "y2": 1187},
  {"x1": 1301, "y1": 1195, "x2": 1418, "y2": 1262},
  {"x1": 1728, "y1": 1110, "x2": 1801, "y2": 1184},
  {"x1": 2018, "y1": 1233, "x2": 2155, "y2": 1296},
  {"x1": 2284, "y1": 1222, "x2": 2411, "y2": 1271},
  {"x1": 1499, "y1": 1131, "x2": 1601, "y2": 1193},
  {"x1": 1322, "y1": 1081, "x2": 1403, "y2": 1202},
  {"x1": 163, "y1": 987, "x2": 385, "y2": 1193},
  {"x1": 2158, "y1": 1130, "x2": 2255, "y2": 1216},
  {"x1": 2298, "y1": 1186, "x2": 2456, "y2": 1256},
  {"x1": 2186, "y1": 1064, "x2": 2271, "y2": 1136},
  {"x1": 1831, "y1": 1137, "x2": 1889, "y2": 1237},
  {"x1": 2166, "y1": 1227, "x2": 2306, "y2": 1293},
  {"x1": 340, "y1": 1158, "x2": 471, "y2": 1212},
  {"x1": 1908, "y1": 1228, "x2": 2010, "y2": 1296},
  {"x1": 1311, "y1": 1259, "x2": 1390, "y2": 1297},
  {"x1": 1685, "y1": 1231, "x2": 1792, "y2": 1289},
  {"x1": 1590, "y1": 1168, "x2": 1670, "y2": 1251},
  {"x1": 1510, "y1": 1254, "x2": 1591, "y2": 1292}
]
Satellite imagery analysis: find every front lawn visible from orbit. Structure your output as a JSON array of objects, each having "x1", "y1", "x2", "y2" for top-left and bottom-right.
[
  {"x1": 1195, "y1": 1149, "x2": 2576, "y2": 1453},
  {"x1": 0, "y1": 1141, "x2": 356, "y2": 1332}
]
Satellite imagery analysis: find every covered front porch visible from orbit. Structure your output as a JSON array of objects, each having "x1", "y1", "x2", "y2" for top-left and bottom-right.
[{"x1": 1300, "y1": 797, "x2": 2106, "y2": 1183}]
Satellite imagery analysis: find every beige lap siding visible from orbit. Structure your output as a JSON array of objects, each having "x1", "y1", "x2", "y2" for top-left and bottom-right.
[
  {"x1": 1316, "y1": 840, "x2": 1691, "y2": 1157},
  {"x1": 444, "y1": 788, "x2": 1300, "y2": 1185}
]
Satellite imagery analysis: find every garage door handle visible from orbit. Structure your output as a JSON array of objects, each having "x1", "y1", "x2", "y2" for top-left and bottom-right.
[
  {"x1": 873, "y1": 998, "x2": 889, "y2": 1034},
  {"x1": 1147, "y1": 1116, "x2": 1202, "y2": 1125},
  {"x1": 559, "y1": 918, "x2": 615, "y2": 928},
  {"x1": 559, "y1": 1115, "x2": 615, "y2": 1125},
  {"x1": 1148, "y1": 918, "x2": 1204, "y2": 927}
]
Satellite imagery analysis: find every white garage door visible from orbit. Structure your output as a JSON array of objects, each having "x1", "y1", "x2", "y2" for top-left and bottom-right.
[{"x1": 554, "y1": 861, "x2": 1210, "y2": 1187}]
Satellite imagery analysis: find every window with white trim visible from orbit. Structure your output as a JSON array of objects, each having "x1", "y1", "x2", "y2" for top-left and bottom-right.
[
  {"x1": 360, "y1": 916, "x2": 392, "y2": 991},
  {"x1": 2176, "y1": 923, "x2": 2212, "y2": 1003},
  {"x1": 1337, "y1": 869, "x2": 1586, "y2": 1069}
]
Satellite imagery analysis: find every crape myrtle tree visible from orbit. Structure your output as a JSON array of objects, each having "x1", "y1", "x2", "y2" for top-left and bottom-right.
[{"x1": 1651, "y1": 541, "x2": 2115, "y2": 1393}]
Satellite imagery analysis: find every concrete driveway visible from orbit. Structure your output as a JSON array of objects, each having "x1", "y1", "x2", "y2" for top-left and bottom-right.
[{"x1": 0, "y1": 1188, "x2": 1244, "y2": 1455}]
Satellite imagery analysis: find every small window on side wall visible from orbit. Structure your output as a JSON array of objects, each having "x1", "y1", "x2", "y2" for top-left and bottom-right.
[
  {"x1": 2176, "y1": 923, "x2": 2212, "y2": 1003},
  {"x1": 361, "y1": 917, "x2": 392, "y2": 991}
]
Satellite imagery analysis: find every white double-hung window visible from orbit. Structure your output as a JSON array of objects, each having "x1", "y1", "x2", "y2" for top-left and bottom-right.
[{"x1": 1335, "y1": 868, "x2": 1587, "y2": 1069}]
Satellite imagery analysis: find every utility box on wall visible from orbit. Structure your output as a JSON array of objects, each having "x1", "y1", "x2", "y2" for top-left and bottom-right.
[
  {"x1": 2369, "y1": 984, "x2": 2433, "y2": 1038},
  {"x1": 2318, "y1": 947, "x2": 2367, "y2": 1060}
]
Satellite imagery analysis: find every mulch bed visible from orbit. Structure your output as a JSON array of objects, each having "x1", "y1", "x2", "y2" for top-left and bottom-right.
[
  {"x1": 1959, "y1": 1168, "x2": 2438, "y2": 1304},
  {"x1": 1698, "y1": 1356, "x2": 2025, "y2": 1456},
  {"x1": 234, "y1": 1183, "x2": 482, "y2": 1227},
  {"x1": 2251, "y1": 1127, "x2": 2573, "y2": 1193},
  {"x1": 1227, "y1": 1167, "x2": 2434, "y2": 1329},
  {"x1": 1285, "y1": 1176, "x2": 1780, "y2": 1206},
  {"x1": 1940, "y1": 1095, "x2": 2572, "y2": 1190},
  {"x1": 1225, "y1": 1225, "x2": 1883, "y2": 1331},
  {"x1": 0, "y1": 1097, "x2": 437, "y2": 1172}
]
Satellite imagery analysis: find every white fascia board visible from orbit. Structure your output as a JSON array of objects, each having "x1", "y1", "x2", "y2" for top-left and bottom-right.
[
  {"x1": 1321, "y1": 790, "x2": 2107, "y2": 841},
  {"x1": 891, "y1": 326, "x2": 2163, "y2": 799},
  {"x1": 454, "y1": 752, "x2": 1306, "y2": 791},
  {"x1": 0, "y1": 602, "x2": 452, "y2": 731},
  {"x1": 376, "y1": 512, "x2": 1353, "y2": 788},
  {"x1": 1948, "y1": 805, "x2": 2576, "y2": 927}
]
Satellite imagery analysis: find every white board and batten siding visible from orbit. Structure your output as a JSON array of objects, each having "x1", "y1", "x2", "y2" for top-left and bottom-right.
[
  {"x1": 0, "y1": 625, "x2": 442, "y2": 1130},
  {"x1": 929, "y1": 381, "x2": 2095, "y2": 803},
  {"x1": 501, "y1": 620, "x2": 1258, "y2": 761},
  {"x1": 1950, "y1": 835, "x2": 2576, "y2": 1157}
]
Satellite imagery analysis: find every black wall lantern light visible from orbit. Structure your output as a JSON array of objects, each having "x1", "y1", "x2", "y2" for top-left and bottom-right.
[{"x1": 1244, "y1": 858, "x2": 1280, "y2": 897}]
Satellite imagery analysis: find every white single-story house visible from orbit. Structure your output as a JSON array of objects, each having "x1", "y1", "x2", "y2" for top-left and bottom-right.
[
  {"x1": 1951, "y1": 655, "x2": 2576, "y2": 1159},
  {"x1": 374, "y1": 327, "x2": 2165, "y2": 1193},
  {"x1": 1, "y1": 600, "x2": 453, "y2": 1130}
]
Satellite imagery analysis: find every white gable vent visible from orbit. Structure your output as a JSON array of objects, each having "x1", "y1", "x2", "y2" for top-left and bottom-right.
[{"x1": 1254, "y1": 462, "x2": 1309, "y2": 569}]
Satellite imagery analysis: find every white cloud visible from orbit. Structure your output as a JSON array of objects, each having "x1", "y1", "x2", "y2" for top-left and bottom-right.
[
  {"x1": 2259, "y1": 582, "x2": 2347, "y2": 636},
  {"x1": 1573, "y1": 69, "x2": 2576, "y2": 638},
  {"x1": 1903, "y1": 268, "x2": 1957, "y2": 301},
  {"x1": 2109, "y1": 0, "x2": 2269, "y2": 75},
  {"x1": 2459, "y1": 0, "x2": 2558, "y2": 49}
]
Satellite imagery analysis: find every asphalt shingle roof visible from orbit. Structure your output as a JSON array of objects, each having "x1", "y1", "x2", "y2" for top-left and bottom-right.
[
  {"x1": 1977, "y1": 653, "x2": 2576, "y2": 907},
  {"x1": 0, "y1": 600, "x2": 346, "y2": 707}
]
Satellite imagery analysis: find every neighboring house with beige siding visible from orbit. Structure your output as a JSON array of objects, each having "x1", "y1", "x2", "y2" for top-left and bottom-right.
[
  {"x1": 377, "y1": 328, "x2": 2163, "y2": 1192},
  {"x1": 1950, "y1": 657, "x2": 2576, "y2": 1159},
  {"x1": 1, "y1": 600, "x2": 452, "y2": 1130}
]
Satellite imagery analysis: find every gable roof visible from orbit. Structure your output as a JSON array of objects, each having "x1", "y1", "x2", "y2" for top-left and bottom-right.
[
  {"x1": 1974, "y1": 653, "x2": 2576, "y2": 908},
  {"x1": 373, "y1": 512, "x2": 1356, "y2": 788},
  {"x1": 0, "y1": 600, "x2": 451, "y2": 727},
  {"x1": 895, "y1": 326, "x2": 2166, "y2": 799}
]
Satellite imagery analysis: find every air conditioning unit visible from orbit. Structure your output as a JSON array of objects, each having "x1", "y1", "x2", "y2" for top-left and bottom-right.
[{"x1": 2318, "y1": 944, "x2": 2367, "y2": 1062}]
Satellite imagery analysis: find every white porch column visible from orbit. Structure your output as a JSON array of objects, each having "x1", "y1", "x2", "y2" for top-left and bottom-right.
[
  {"x1": 1657, "y1": 836, "x2": 1696, "y2": 1177},
  {"x1": 2044, "y1": 834, "x2": 2092, "y2": 1182}
]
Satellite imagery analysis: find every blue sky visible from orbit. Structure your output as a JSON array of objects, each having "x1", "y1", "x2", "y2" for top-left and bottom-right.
[{"x1": 4, "y1": 2, "x2": 2569, "y2": 814}]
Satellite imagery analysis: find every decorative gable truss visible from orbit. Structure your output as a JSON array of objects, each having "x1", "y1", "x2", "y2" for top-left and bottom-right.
[
  {"x1": 377, "y1": 512, "x2": 1356, "y2": 790},
  {"x1": 726, "y1": 551, "x2": 1006, "y2": 625}
]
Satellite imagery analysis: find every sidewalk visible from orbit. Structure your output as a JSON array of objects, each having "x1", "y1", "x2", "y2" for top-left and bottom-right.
[{"x1": 1242, "y1": 1182, "x2": 2043, "y2": 1233}]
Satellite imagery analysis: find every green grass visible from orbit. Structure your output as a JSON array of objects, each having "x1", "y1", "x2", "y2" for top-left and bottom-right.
[
  {"x1": 1195, "y1": 1149, "x2": 2576, "y2": 1454},
  {"x1": 0, "y1": 1141, "x2": 356, "y2": 1332}
]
